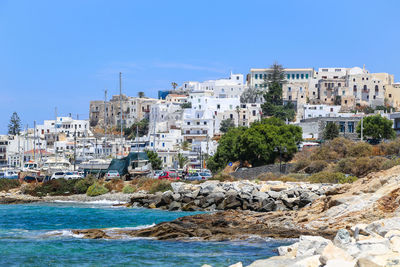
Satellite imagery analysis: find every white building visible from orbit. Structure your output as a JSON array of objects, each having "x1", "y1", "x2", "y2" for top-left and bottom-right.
[
  {"x1": 36, "y1": 116, "x2": 91, "y2": 139},
  {"x1": 302, "y1": 104, "x2": 346, "y2": 120}
]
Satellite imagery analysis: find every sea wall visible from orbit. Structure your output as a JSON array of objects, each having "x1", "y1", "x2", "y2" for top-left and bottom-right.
[{"x1": 129, "y1": 180, "x2": 337, "y2": 212}]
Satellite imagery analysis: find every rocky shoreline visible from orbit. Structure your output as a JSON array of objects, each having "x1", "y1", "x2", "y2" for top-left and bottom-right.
[{"x1": 129, "y1": 180, "x2": 337, "y2": 212}]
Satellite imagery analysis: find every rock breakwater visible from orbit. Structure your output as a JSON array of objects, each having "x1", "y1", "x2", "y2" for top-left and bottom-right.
[{"x1": 129, "y1": 180, "x2": 336, "y2": 212}]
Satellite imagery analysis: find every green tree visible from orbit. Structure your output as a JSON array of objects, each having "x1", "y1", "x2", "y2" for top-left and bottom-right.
[
  {"x1": 8, "y1": 112, "x2": 21, "y2": 135},
  {"x1": 176, "y1": 153, "x2": 188, "y2": 168},
  {"x1": 240, "y1": 87, "x2": 262, "y2": 103},
  {"x1": 124, "y1": 119, "x2": 149, "y2": 139},
  {"x1": 356, "y1": 114, "x2": 396, "y2": 140},
  {"x1": 145, "y1": 150, "x2": 162, "y2": 170},
  {"x1": 171, "y1": 82, "x2": 178, "y2": 89},
  {"x1": 219, "y1": 118, "x2": 235, "y2": 133},
  {"x1": 323, "y1": 122, "x2": 339, "y2": 140},
  {"x1": 207, "y1": 118, "x2": 302, "y2": 172},
  {"x1": 138, "y1": 91, "x2": 145, "y2": 98},
  {"x1": 180, "y1": 141, "x2": 192, "y2": 151},
  {"x1": 261, "y1": 62, "x2": 295, "y2": 121}
]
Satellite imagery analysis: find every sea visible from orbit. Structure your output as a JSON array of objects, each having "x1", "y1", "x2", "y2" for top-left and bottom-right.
[{"x1": 0, "y1": 202, "x2": 293, "y2": 266}]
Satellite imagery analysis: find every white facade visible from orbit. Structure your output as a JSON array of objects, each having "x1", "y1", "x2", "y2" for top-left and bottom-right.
[
  {"x1": 36, "y1": 117, "x2": 90, "y2": 138},
  {"x1": 302, "y1": 104, "x2": 347, "y2": 120}
]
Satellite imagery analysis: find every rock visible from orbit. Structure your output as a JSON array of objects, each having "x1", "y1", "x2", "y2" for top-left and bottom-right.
[
  {"x1": 172, "y1": 193, "x2": 181, "y2": 201},
  {"x1": 247, "y1": 256, "x2": 298, "y2": 267},
  {"x1": 168, "y1": 201, "x2": 181, "y2": 211},
  {"x1": 207, "y1": 192, "x2": 225, "y2": 205},
  {"x1": 223, "y1": 194, "x2": 241, "y2": 210},
  {"x1": 365, "y1": 217, "x2": 400, "y2": 237},
  {"x1": 160, "y1": 191, "x2": 174, "y2": 206},
  {"x1": 72, "y1": 229, "x2": 110, "y2": 239},
  {"x1": 181, "y1": 202, "x2": 198, "y2": 211},
  {"x1": 274, "y1": 200, "x2": 288, "y2": 211},
  {"x1": 270, "y1": 184, "x2": 289, "y2": 192},
  {"x1": 356, "y1": 237, "x2": 390, "y2": 256},
  {"x1": 278, "y1": 242, "x2": 298, "y2": 257},
  {"x1": 130, "y1": 192, "x2": 149, "y2": 202},
  {"x1": 319, "y1": 243, "x2": 353, "y2": 265},
  {"x1": 281, "y1": 196, "x2": 300, "y2": 209},
  {"x1": 171, "y1": 182, "x2": 184, "y2": 193},
  {"x1": 325, "y1": 259, "x2": 357, "y2": 267},
  {"x1": 299, "y1": 191, "x2": 318, "y2": 208},
  {"x1": 259, "y1": 184, "x2": 270, "y2": 193},
  {"x1": 293, "y1": 255, "x2": 321, "y2": 267},
  {"x1": 384, "y1": 230, "x2": 400, "y2": 239},
  {"x1": 148, "y1": 203, "x2": 156, "y2": 209},
  {"x1": 296, "y1": 235, "x2": 332, "y2": 257},
  {"x1": 334, "y1": 229, "x2": 352, "y2": 248},
  {"x1": 267, "y1": 190, "x2": 281, "y2": 199},
  {"x1": 258, "y1": 199, "x2": 276, "y2": 212},
  {"x1": 390, "y1": 236, "x2": 400, "y2": 253},
  {"x1": 228, "y1": 262, "x2": 242, "y2": 267}
]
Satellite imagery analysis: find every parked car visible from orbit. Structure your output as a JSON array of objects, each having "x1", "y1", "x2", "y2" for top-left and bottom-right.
[
  {"x1": 158, "y1": 171, "x2": 179, "y2": 180},
  {"x1": 186, "y1": 172, "x2": 203, "y2": 181},
  {"x1": 199, "y1": 172, "x2": 212, "y2": 180},
  {"x1": 105, "y1": 170, "x2": 120, "y2": 180},
  {"x1": 153, "y1": 170, "x2": 163, "y2": 179},
  {"x1": 50, "y1": 171, "x2": 66, "y2": 180},
  {"x1": 64, "y1": 171, "x2": 82, "y2": 180}
]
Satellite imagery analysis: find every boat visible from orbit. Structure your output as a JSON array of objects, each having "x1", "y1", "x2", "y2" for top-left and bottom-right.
[
  {"x1": 79, "y1": 158, "x2": 111, "y2": 176},
  {"x1": 2, "y1": 170, "x2": 19, "y2": 179},
  {"x1": 41, "y1": 157, "x2": 73, "y2": 173}
]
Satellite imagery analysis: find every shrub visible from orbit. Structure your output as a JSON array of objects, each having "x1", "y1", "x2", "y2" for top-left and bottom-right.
[
  {"x1": 380, "y1": 158, "x2": 400, "y2": 170},
  {"x1": 348, "y1": 142, "x2": 373, "y2": 157},
  {"x1": 86, "y1": 183, "x2": 109, "y2": 197},
  {"x1": 105, "y1": 178, "x2": 124, "y2": 192},
  {"x1": 310, "y1": 138, "x2": 353, "y2": 161},
  {"x1": 308, "y1": 171, "x2": 347, "y2": 183},
  {"x1": 26, "y1": 179, "x2": 78, "y2": 197},
  {"x1": 0, "y1": 179, "x2": 20, "y2": 192},
  {"x1": 339, "y1": 175, "x2": 358, "y2": 184},
  {"x1": 122, "y1": 185, "x2": 136, "y2": 194},
  {"x1": 304, "y1": 160, "x2": 328, "y2": 174},
  {"x1": 379, "y1": 139, "x2": 400, "y2": 156},
  {"x1": 148, "y1": 180, "x2": 172, "y2": 194},
  {"x1": 73, "y1": 179, "x2": 95, "y2": 194},
  {"x1": 293, "y1": 159, "x2": 311, "y2": 172},
  {"x1": 335, "y1": 156, "x2": 387, "y2": 177},
  {"x1": 209, "y1": 173, "x2": 236, "y2": 182}
]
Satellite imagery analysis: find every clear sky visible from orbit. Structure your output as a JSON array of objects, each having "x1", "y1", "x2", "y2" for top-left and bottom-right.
[{"x1": 1, "y1": 0, "x2": 399, "y2": 133}]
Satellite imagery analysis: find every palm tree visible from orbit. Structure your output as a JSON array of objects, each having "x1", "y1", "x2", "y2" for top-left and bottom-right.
[
  {"x1": 171, "y1": 82, "x2": 178, "y2": 90},
  {"x1": 181, "y1": 141, "x2": 191, "y2": 151},
  {"x1": 138, "y1": 91, "x2": 145, "y2": 98},
  {"x1": 177, "y1": 153, "x2": 188, "y2": 168}
]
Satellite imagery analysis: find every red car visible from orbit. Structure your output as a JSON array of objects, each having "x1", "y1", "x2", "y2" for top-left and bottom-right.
[{"x1": 158, "y1": 171, "x2": 180, "y2": 180}]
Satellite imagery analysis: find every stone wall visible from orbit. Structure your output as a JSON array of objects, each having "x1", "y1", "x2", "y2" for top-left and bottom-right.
[{"x1": 230, "y1": 164, "x2": 294, "y2": 179}]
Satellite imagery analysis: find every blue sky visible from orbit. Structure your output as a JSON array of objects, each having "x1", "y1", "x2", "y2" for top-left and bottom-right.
[{"x1": 1, "y1": 0, "x2": 399, "y2": 133}]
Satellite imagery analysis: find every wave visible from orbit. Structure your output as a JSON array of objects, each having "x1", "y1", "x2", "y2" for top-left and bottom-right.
[
  {"x1": 45, "y1": 230, "x2": 85, "y2": 239},
  {"x1": 52, "y1": 199, "x2": 126, "y2": 205}
]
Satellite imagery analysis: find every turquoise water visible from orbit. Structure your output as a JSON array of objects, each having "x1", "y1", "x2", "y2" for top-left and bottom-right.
[{"x1": 0, "y1": 202, "x2": 292, "y2": 266}]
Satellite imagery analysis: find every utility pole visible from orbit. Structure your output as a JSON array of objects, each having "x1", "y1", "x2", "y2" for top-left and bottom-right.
[
  {"x1": 74, "y1": 126, "x2": 77, "y2": 171},
  {"x1": 33, "y1": 120, "x2": 36, "y2": 162},
  {"x1": 119, "y1": 72, "x2": 123, "y2": 158},
  {"x1": 104, "y1": 89, "x2": 107, "y2": 158},
  {"x1": 55, "y1": 107, "x2": 58, "y2": 163},
  {"x1": 361, "y1": 115, "x2": 364, "y2": 141},
  {"x1": 136, "y1": 125, "x2": 139, "y2": 154}
]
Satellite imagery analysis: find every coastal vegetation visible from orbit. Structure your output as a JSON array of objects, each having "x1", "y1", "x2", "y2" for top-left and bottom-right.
[
  {"x1": 356, "y1": 114, "x2": 396, "y2": 140},
  {"x1": 145, "y1": 150, "x2": 163, "y2": 170},
  {"x1": 323, "y1": 122, "x2": 339, "y2": 140},
  {"x1": 0, "y1": 178, "x2": 20, "y2": 192},
  {"x1": 207, "y1": 117, "x2": 302, "y2": 172},
  {"x1": 219, "y1": 118, "x2": 235, "y2": 133},
  {"x1": 123, "y1": 118, "x2": 149, "y2": 139},
  {"x1": 86, "y1": 183, "x2": 109, "y2": 196},
  {"x1": 122, "y1": 185, "x2": 136, "y2": 194}
]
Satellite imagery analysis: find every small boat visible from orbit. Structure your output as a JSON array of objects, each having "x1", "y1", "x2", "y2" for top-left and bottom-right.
[{"x1": 2, "y1": 170, "x2": 19, "y2": 179}]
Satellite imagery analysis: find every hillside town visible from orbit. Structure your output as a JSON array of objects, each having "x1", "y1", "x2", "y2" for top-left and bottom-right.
[{"x1": 1, "y1": 65, "x2": 400, "y2": 177}]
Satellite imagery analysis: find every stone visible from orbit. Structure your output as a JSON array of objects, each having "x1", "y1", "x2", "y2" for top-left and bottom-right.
[
  {"x1": 267, "y1": 190, "x2": 281, "y2": 199},
  {"x1": 270, "y1": 184, "x2": 289, "y2": 192},
  {"x1": 168, "y1": 201, "x2": 181, "y2": 211},
  {"x1": 365, "y1": 217, "x2": 400, "y2": 237},
  {"x1": 207, "y1": 192, "x2": 225, "y2": 205},
  {"x1": 390, "y1": 236, "x2": 400, "y2": 252},
  {"x1": 228, "y1": 262, "x2": 242, "y2": 267},
  {"x1": 148, "y1": 203, "x2": 156, "y2": 209},
  {"x1": 281, "y1": 196, "x2": 300, "y2": 209},
  {"x1": 356, "y1": 237, "x2": 390, "y2": 256},
  {"x1": 278, "y1": 242, "x2": 298, "y2": 257},
  {"x1": 325, "y1": 259, "x2": 357, "y2": 267},
  {"x1": 334, "y1": 229, "x2": 352, "y2": 248},
  {"x1": 296, "y1": 235, "x2": 332, "y2": 257},
  {"x1": 275, "y1": 200, "x2": 289, "y2": 211},
  {"x1": 258, "y1": 199, "x2": 276, "y2": 212},
  {"x1": 299, "y1": 191, "x2": 319, "y2": 208},
  {"x1": 247, "y1": 256, "x2": 298, "y2": 267},
  {"x1": 259, "y1": 184, "x2": 270, "y2": 193},
  {"x1": 172, "y1": 193, "x2": 181, "y2": 201},
  {"x1": 171, "y1": 182, "x2": 183, "y2": 193},
  {"x1": 384, "y1": 230, "x2": 400, "y2": 239},
  {"x1": 293, "y1": 255, "x2": 321, "y2": 267},
  {"x1": 223, "y1": 194, "x2": 241, "y2": 210},
  {"x1": 319, "y1": 243, "x2": 353, "y2": 265}
]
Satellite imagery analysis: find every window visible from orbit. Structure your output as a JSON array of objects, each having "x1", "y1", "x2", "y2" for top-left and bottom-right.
[
  {"x1": 288, "y1": 96, "x2": 292, "y2": 100},
  {"x1": 348, "y1": 122, "x2": 354, "y2": 133},
  {"x1": 287, "y1": 74, "x2": 290, "y2": 79},
  {"x1": 252, "y1": 110, "x2": 256, "y2": 116},
  {"x1": 243, "y1": 115, "x2": 246, "y2": 119},
  {"x1": 306, "y1": 74, "x2": 309, "y2": 79},
  {"x1": 345, "y1": 100, "x2": 348, "y2": 104},
  {"x1": 288, "y1": 87, "x2": 291, "y2": 92},
  {"x1": 187, "y1": 122, "x2": 190, "y2": 125},
  {"x1": 375, "y1": 85, "x2": 379, "y2": 92},
  {"x1": 230, "y1": 114, "x2": 233, "y2": 119},
  {"x1": 197, "y1": 122, "x2": 200, "y2": 125},
  {"x1": 255, "y1": 84, "x2": 258, "y2": 88},
  {"x1": 162, "y1": 143, "x2": 165, "y2": 147},
  {"x1": 292, "y1": 74, "x2": 295, "y2": 79},
  {"x1": 389, "y1": 94, "x2": 392, "y2": 98},
  {"x1": 353, "y1": 85, "x2": 357, "y2": 91},
  {"x1": 204, "y1": 121, "x2": 207, "y2": 125},
  {"x1": 217, "y1": 104, "x2": 220, "y2": 109},
  {"x1": 338, "y1": 83, "x2": 341, "y2": 87},
  {"x1": 342, "y1": 90, "x2": 345, "y2": 95},
  {"x1": 363, "y1": 85, "x2": 367, "y2": 91},
  {"x1": 339, "y1": 122, "x2": 345, "y2": 133},
  {"x1": 301, "y1": 74, "x2": 304, "y2": 79},
  {"x1": 296, "y1": 74, "x2": 299, "y2": 79},
  {"x1": 255, "y1": 74, "x2": 258, "y2": 79}
]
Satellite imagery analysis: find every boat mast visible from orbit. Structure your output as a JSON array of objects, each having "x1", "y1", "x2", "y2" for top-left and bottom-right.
[
  {"x1": 55, "y1": 107, "x2": 58, "y2": 164},
  {"x1": 104, "y1": 88, "x2": 107, "y2": 158},
  {"x1": 33, "y1": 120, "x2": 36, "y2": 162}
]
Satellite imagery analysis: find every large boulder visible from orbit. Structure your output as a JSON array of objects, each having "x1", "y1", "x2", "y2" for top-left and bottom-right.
[
  {"x1": 222, "y1": 193, "x2": 241, "y2": 210},
  {"x1": 168, "y1": 201, "x2": 181, "y2": 211},
  {"x1": 296, "y1": 235, "x2": 332, "y2": 257},
  {"x1": 333, "y1": 229, "x2": 352, "y2": 248},
  {"x1": 319, "y1": 243, "x2": 354, "y2": 265},
  {"x1": 365, "y1": 217, "x2": 400, "y2": 237},
  {"x1": 299, "y1": 191, "x2": 319, "y2": 208}
]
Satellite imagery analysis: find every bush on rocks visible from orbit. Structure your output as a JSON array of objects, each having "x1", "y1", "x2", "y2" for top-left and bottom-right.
[
  {"x1": 308, "y1": 171, "x2": 348, "y2": 184},
  {"x1": 304, "y1": 160, "x2": 328, "y2": 174},
  {"x1": 73, "y1": 178, "x2": 95, "y2": 194},
  {"x1": 348, "y1": 142, "x2": 373, "y2": 157},
  {"x1": 86, "y1": 183, "x2": 109, "y2": 197},
  {"x1": 26, "y1": 179, "x2": 78, "y2": 197},
  {"x1": 0, "y1": 178, "x2": 20, "y2": 192},
  {"x1": 105, "y1": 178, "x2": 124, "y2": 192},
  {"x1": 122, "y1": 185, "x2": 136, "y2": 194},
  {"x1": 148, "y1": 180, "x2": 172, "y2": 194}
]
